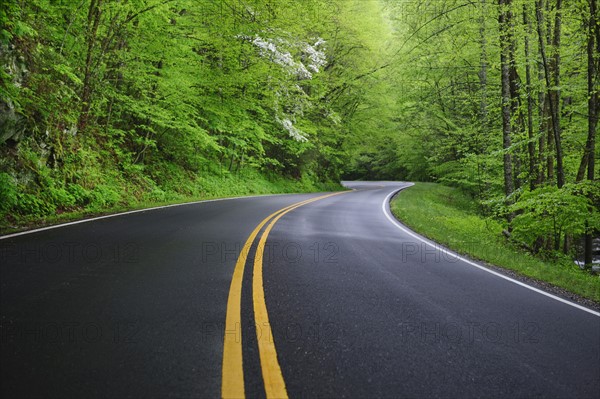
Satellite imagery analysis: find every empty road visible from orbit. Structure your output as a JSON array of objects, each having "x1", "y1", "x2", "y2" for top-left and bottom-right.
[{"x1": 1, "y1": 181, "x2": 598, "y2": 398}]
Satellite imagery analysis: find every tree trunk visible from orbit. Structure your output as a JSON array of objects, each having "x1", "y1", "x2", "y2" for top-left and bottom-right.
[
  {"x1": 523, "y1": 5, "x2": 537, "y2": 189},
  {"x1": 551, "y1": 0, "x2": 564, "y2": 188},
  {"x1": 584, "y1": 0, "x2": 599, "y2": 268},
  {"x1": 499, "y1": 0, "x2": 515, "y2": 205},
  {"x1": 477, "y1": 0, "x2": 489, "y2": 201},
  {"x1": 509, "y1": 65, "x2": 526, "y2": 192},
  {"x1": 479, "y1": 0, "x2": 488, "y2": 126},
  {"x1": 535, "y1": 0, "x2": 564, "y2": 188},
  {"x1": 78, "y1": 0, "x2": 103, "y2": 131},
  {"x1": 547, "y1": 107, "x2": 554, "y2": 181},
  {"x1": 537, "y1": 36, "x2": 547, "y2": 186}
]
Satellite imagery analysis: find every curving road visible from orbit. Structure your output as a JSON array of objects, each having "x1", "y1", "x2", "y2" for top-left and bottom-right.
[{"x1": 1, "y1": 181, "x2": 599, "y2": 398}]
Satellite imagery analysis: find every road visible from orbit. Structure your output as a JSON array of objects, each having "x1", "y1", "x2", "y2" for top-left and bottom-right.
[{"x1": 1, "y1": 181, "x2": 599, "y2": 398}]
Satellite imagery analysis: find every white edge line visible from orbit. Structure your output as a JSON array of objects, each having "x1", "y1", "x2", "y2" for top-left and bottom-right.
[
  {"x1": 382, "y1": 184, "x2": 600, "y2": 318},
  {"x1": 0, "y1": 193, "x2": 302, "y2": 240}
]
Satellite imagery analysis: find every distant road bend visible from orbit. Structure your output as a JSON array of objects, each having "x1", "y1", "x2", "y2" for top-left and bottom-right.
[{"x1": 1, "y1": 181, "x2": 599, "y2": 398}]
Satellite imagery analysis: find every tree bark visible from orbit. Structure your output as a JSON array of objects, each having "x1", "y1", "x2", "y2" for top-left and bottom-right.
[
  {"x1": 537, "y1": 11, "x2": 547, "y2": 187},
  {"x1": 78, "y1": 0, "x2": 103, "y2": 131},
  {"x1": 551, "y1": 0, "x2": 564, "y2": 188},
  {"x1": 584, "y1": 0, "x2": 599, "y2": 268},
  {"x1": 523, "y1": 5, "x2": 537, "y2": 189},
  {"x1": 499, "y1": 0, "x2": 515, "y2": 204},
  {"x1": 479, "y1": 0, "x2": 488, "y2": 126},
  {"x1": 509, "y1": 35, "x2": 525, "y2": 191},
  {"x1": 535, "y1": 0, "x2": 564, "y2": 188}
]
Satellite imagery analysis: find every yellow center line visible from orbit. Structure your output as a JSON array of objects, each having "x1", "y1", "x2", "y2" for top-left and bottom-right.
[
  {"x1": 221, "y1": 193, "x2": 342, "y2": 399},
  {"x1": 252, "y1": 191, "x2": 348, "y2": 399}
]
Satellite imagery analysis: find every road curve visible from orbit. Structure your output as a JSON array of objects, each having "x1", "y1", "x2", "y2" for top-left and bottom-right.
[{"x1": 1, "y1": 181, "x2": 598, "y2": 398}]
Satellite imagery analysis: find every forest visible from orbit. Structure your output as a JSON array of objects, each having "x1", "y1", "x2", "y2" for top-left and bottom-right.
[{"x1": 0, "y1": 1, "x2": 598, "y2": 268}]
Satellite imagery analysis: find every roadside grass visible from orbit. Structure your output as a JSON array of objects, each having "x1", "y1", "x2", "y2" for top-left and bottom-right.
[
  {"x1": 390, "y1": 182, "x2": 600, "y2": 303},
  {"x1": 0, "y1": 169, "x2": 344, "y2": 235}
]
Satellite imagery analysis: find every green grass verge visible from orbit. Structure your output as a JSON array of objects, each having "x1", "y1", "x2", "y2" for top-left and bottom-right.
[
  {"x1": 390, "y1": 182, "x2": 600, "y2": 303},
  {"x1": 0, "y1": 169, "x2": 344, "y2": 235}
]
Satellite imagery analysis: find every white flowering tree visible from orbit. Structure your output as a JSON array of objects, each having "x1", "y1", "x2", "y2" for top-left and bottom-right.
[{"x1": 244, "y1": 34, "x2": 328, "y2": 142}]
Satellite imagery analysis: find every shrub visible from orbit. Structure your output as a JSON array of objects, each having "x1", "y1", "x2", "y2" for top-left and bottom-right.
[
  {"x1": 90, "y1": 184, "x2": 121, "y2": 208},
  {"x1": 66, "y1": 183, "x2": 92, "y2": 206},
  {"x1": 0, "y1": 172, "x2": 17, "y2": 216},
  {"x1": 15, "y1": 192, "x2": 55, "y2": 216},
  {"x1": 509, "y1": 184, "x2": 599, "y2": 252}
]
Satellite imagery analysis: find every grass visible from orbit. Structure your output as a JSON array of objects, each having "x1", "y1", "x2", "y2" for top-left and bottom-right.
[
  {"x1": 0, "y1": 169, "x2": 344, "y2": 235},
  {"x1": 390, "y1": 182, "x2": 600, "y2": 303}
]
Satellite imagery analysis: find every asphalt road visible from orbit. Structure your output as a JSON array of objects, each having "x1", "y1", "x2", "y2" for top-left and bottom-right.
[{"x1": 1, "y1": 181, "x2": 599, "y2": 398}]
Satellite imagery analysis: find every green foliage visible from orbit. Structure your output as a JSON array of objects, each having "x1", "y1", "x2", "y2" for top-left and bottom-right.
[
  {"x1": 0, "y1": 172, "x2": 17, "y2": 216},
  {"x1": 1, "y1": 0, "x2": 366, "y2": 230},
  {"x1": 89, "y1": 184, "x2": 122, "y2": 209},
  {"x1": 15, "y1": 192, "x2": 56, "y2": 217},
  {"x1": 0, "y1": 1, "x2": 35, "y2": 44},
  {"x1": 342, "y1": 0, "x2": 600, "y2": 275},
  {"x1": 44, "y1": 184, "x2": 76, "y2": 209},
  {"x1": 66, "y1": 183, "x2": 92, "y2": 206},
  {"x1": 510, "y1": 185, "x2": 600, "y2": 252}
]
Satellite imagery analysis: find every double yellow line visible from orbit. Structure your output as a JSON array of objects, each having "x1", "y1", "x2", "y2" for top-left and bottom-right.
[{"x1": 221, "y1": 191, "x2": 347, "y2": 399}]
